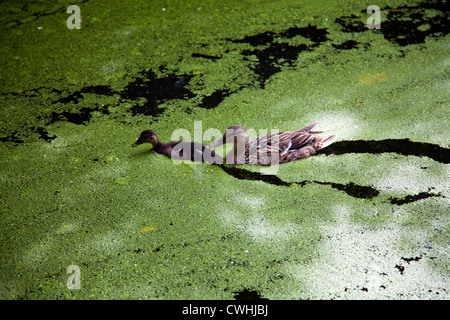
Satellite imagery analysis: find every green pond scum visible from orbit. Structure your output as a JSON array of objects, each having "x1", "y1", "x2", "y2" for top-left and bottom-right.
[{"x1": 0, "y1": 0, "x2": 448, "y2": 300}]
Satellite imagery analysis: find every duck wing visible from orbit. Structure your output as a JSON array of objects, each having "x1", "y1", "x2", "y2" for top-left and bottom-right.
[
  {"x1": 254, "y1": 130, "x2": 315, "y2": 150},
  {"x1": 249, "y1": 122, "x2": 322, "y2": 152},
  {"x1": 245, "y1": 123, "x2": 336, "y2": 165}
]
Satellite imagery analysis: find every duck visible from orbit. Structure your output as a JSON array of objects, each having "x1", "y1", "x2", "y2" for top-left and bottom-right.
[
  {"x1": 133, "y1": 129, "x2": 223, "y2": 165},
  {"x1": 208, "y1": 122, "x2": 337, "y2": 165}
]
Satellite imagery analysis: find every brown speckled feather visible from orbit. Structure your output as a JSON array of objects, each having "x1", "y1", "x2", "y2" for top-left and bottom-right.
[{"x1": 210, "y1": 123, "x2": 337, "y2": 165}]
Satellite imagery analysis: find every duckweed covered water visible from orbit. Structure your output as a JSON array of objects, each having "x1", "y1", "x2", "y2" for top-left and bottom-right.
[{"x1": 0, "y1": 0, "x2": 449, "y2": 299}]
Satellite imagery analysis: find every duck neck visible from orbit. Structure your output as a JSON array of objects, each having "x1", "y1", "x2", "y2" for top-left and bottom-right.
[
  {"x1": 151, "y1": 136, "x2": 162, "y2": 151},
  {"x1": 226, "y1": 135, "x2": 247, "y2": 164}
]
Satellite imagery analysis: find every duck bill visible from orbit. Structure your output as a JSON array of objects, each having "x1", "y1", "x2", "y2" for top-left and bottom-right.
[{"x1": 132, "y1": 139, "x2": 144, "y2": 148}]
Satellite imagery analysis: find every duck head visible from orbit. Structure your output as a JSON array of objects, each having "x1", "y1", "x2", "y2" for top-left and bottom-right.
[
  {"x1": 209, "y1": 125, "x2": 248, "y2": 148},
  {"x1": 133, "y1": 130, "x2": 159, "y2": 148}
]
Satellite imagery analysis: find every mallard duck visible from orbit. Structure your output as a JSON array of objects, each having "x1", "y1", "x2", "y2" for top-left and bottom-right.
[
  {"x1": 133, "y1": 129, "x2": 222, "y2": 165},
  {"x1": 208, "y1": 122, "x2": 337, "y2": 165}
]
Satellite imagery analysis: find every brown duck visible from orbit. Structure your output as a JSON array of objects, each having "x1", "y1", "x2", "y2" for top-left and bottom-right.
[
  {"x1": 133, "y1": 130, "x2": 222, "y2": 165},
  {"x1": 208, "y1": 122, "x2": 337, "y2": 165}
]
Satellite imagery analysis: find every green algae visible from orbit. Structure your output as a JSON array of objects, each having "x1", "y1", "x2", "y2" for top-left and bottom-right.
[{"x1": 1, "y1": 0, "x2": 449, "y2": 300}]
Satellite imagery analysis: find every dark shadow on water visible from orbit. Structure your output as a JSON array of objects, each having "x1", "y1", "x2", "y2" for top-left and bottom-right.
[
  {"x1": 317, "y1": 139, "x2": 449, "y2": 164},
  {"x1": 389, "y1": 190, "x2": 442, "y2": 205},
  {"x1": 220, "y1": 165, "x2": 380, "y2": 199},
  {"x1": 220, "y1": 165, "x2": 291, "y2": 187},
  {"x1": 220, "y1": 139, "x2": 449, "y2": 202},
  {"x1": 233, "y1": 289, "x2": 268, "y2": 300}
]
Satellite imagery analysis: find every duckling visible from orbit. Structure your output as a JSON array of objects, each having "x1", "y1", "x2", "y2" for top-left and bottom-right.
[
  {"x1": 209, "y1": 122, "x2": 337, "y2": 165},
  {"x1": 133, "y1": 130, "x2": 222, "y2": 165}
]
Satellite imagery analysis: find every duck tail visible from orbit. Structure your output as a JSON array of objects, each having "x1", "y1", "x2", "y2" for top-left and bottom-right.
[
  {"x1": 299, "y1": 122, "x2": 325, "y2": 134},
  {"x1": 298, "y1": 122, "x2": 318, "y2": 132},
  {"x1": 317, "y1": 134, "x2": 337, "y2": 149}
]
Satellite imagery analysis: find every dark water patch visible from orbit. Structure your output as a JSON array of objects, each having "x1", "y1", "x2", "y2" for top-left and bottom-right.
[
  {"x1": 335, "y1": 14, "x2": 368, "y2": 33},
  {"x1": 233, "y1": 289, "x2": 268, "y2": 300},
  {"x1": 49, "y1": 68, "x2": 196, "y2": 120},
  {"x1": 332, "y1": 40, "x2": 360, "y2": 50},
  {"x1": 23, "y1": 85, "x2": 114, "y2": 126},
  {"x1": 47, "y1": 106, "x2": 106, "y2": 125},
  {"x1": 395, "y1": 264, "x2": 405, "y2": 275},
  {"x1": 241, "y1": 42, "x2": 310, "y2": 88},
  {"x1": 390, "y1": 190, "x2": 442, "y2": 205},
  {"x1": 395, "y1": 256, "x2": 424, "y2": 276},
  {"x1": 197, "y1": 89, "x2": 234, "y2": 109},
  {"x1": 220, "y1": 165, "x2": 380, "y2": 199},
  {"x1": 231, "y1": 25, "x2": 329, "y2": 47},
  {"x1": 0, "y1": 130, "x2": 24, "y2": 145},
  {"x1": 229, "y1": 25, "x2": 329, "y2": 87},
  {"x1": 35, "y1": 127, "x2": 56, "y2": 142},
  {"x1": 53, "y1": 68, "x2": 197, "y2": 118},
  {"x1": 336, "y1": 1, "x2": 449, "y2": 46},
  {"x1": 317, "y1": 139, "x2": 450, "y2": 164},
  {"x1": 381, "y1": 1, "x2": 449, "y2": 46},
  {"x1": 191, "y1": 53, "x2": 221, "y2": 61},
  {"x1": 280, "y1": 25, "x2": 329, "y2": 44},
  {"x1": 231, "y1": 30, "x2": 276, "y2": 46},
  {"x1": 2, "y1": 66, "x2": 220, "y2": 143},
  {"x1": 401, "y1": 256, "x2": 423, "y2": 264},
  {"x1": 120, "y1": 68, "x2": 195, "y2": 116},
  {"x1": 51, "y1": 67, "x2": 195, "y2": 118},
  {"x1": 6, "y1": 86, "x2": 63, "y2": 98},
  {"x1": 56, "y1": 85, "x2": 115, "y2": 104}
]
